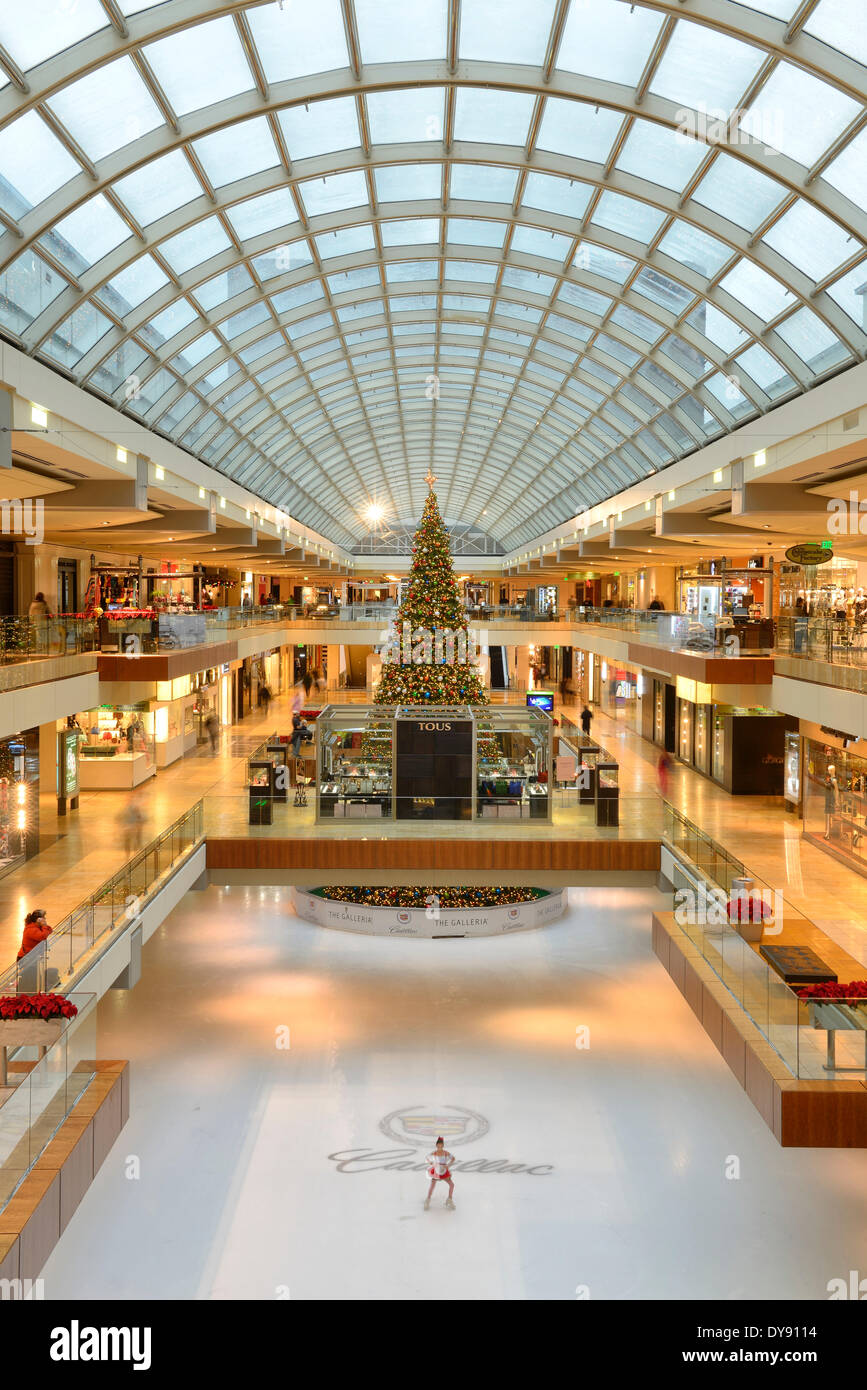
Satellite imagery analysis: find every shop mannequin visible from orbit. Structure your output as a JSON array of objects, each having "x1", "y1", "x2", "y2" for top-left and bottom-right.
[{"x1": 824, "y1": 763, "x2": 839, "y2": 839}]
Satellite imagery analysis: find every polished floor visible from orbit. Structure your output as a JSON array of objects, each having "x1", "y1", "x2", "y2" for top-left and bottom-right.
[{"x1": 39, "y1": 885, "x2": 867, "y2": 1300}]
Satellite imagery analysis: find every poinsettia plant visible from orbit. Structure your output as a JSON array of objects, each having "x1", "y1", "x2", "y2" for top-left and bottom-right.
[
  {"x1": 795, "y1": 981, "x2": 867, "y2": 1000},
  {"x1": 0, "y1": 993, "x2": 78, "y2": 1020}
]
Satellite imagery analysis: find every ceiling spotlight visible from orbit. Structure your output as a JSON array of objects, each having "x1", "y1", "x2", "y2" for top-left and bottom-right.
[{"x1": 364, "y1": 502, "x2": 386, "y2": 525}]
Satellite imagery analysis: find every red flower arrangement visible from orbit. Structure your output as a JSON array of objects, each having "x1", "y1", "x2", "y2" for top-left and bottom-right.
[
  {"x1": 0, "y1": 993, "x2": 78, "y2": 1020},
  {"x1": 795, "y1": 982, "x2": 867, "y2": 1000}
]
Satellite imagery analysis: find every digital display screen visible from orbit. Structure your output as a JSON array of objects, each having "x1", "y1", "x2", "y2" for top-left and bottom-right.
[{"x1": 527, "y1": 692, "x2": 554, "y2": 712}]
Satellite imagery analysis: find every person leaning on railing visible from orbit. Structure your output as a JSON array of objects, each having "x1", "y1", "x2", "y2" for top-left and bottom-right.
[{"x1": 17, "y1": 908, "x2": 52, "y2": 960}]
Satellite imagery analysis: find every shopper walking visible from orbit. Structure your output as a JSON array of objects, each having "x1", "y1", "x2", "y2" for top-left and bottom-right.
[
  {"x1": 204, "y1": 710, "x2": 219, "y2": 754},
  {"x1": 657, "y1": 750, "x2": 673, "y2": 799},
  {"x1": 580, "y1": 705, "x2": 593, "y2": 737},
  {"x1": 301, "y1": 669, "x2": 313, "y2": 699},
  {"x1": 424, "y1": 1137, "x2": 456, "y2": 1210},
  {"x1": 823, "y1": 765, "x2": 839, "y2": 839},
  {"x1": 120, "y1": 803, "x2": 145, "y2": 856},
  {"x1": 259, "y1": 684, "x2": 272, "y2": 716}
]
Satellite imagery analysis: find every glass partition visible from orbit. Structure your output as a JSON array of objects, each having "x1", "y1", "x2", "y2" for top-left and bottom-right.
[{"x1": 0, "y1": 992, "x2": 97, "y2": 1212}]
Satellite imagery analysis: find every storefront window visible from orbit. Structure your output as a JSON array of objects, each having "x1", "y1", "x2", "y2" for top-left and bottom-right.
[
  {"x1": 712, "y1": 711, "x2": 726, "y2": 783},
  {"x1": 804, "y1": 738, "x2": 867, "y2": 874},
  {"x1": 77, "y1": 705, "x2": 156, "y2": 788}
]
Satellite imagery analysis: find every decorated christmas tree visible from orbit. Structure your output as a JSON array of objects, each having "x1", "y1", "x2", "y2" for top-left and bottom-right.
[
  {"x1": 374, "y1": 477, "x2": 487, "y2": 705},
  {"x1": 362, "y1": 473, "x2": 499, "y2": 762}
]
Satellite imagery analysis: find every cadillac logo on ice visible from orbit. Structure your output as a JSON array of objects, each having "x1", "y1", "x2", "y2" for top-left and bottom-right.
[{"x1": 379, "y1": 1104, "x2": 488, "y2": 1146}]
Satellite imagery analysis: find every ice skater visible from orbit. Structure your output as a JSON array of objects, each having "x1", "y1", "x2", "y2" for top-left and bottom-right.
[{"x1": 424, "y1": 1137, "x2": 456, "y2": 1210}]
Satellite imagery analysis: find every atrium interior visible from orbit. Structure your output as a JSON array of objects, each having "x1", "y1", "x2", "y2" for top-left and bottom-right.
[{"x1": 0, "y1": 0, "x2": 865, "y2": 1328}]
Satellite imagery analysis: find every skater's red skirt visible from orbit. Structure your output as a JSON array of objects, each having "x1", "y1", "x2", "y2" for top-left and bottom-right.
[{"x1": 428, "y1": 1167, "x2": 452, "y2": 1180}]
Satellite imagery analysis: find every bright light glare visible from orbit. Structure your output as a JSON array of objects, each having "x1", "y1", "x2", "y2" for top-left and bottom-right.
[{"x1": 364, "y1": 502, "x2": 385, "y2": 524}]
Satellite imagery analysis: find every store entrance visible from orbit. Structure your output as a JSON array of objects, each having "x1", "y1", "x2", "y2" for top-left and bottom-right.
[{"x1": 57, "y1": 559, "x2": 77, "y2": 615}]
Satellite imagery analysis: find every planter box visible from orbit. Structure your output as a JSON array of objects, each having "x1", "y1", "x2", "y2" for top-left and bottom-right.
[
  {"x1": 735, "y1": 920, "x2": 765, "y2": 944},
  {"x1": 808, "y1": 1001, "x2": 867, "y2": 1032},
  {"x1": 0, "y1": 1019, "x2": 65, "y2": 1047}
]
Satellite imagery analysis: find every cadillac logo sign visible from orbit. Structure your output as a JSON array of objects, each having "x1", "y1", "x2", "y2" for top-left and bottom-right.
[
  {"x1": 396, "y1": 910, "x2": 411, "y2": 924},
  {"x1": 379, "y1": 1104, "x2": 489, "y2": 1147}
]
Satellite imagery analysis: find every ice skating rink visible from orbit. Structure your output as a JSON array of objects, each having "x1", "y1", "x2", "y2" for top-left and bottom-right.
[{"x1": 41, "y1": 884, "x2": 867, "y2": 1301}]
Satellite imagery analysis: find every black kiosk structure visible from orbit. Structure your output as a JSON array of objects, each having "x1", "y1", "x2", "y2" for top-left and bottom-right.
[{"x1": 315, "y1": 704, "x2": 553, "y2": 823}]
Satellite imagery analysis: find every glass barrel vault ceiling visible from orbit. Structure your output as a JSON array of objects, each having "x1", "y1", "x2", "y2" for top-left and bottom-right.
[{"x1": 0, "y1": 0, "x2": 864, "y2": 551}]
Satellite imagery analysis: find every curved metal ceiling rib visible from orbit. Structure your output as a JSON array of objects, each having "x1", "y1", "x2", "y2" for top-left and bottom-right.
[{"x1": 0, "y1": 0, "x2": 864, "y2": 550}]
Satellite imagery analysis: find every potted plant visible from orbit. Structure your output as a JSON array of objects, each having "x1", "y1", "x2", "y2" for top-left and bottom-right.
[
  {"x1": 0, "y1": 992, "x2": 78, "y2": 1046},
  {"x1": 796, "y1": 981, "x2": 867, "y2": 1032}
]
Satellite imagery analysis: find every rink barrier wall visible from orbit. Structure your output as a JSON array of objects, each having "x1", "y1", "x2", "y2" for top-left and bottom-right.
[
  {"x1": 292, "y1": 887, "x2": 566, "y2": 937},
  {"x1": 652, "y1": 912, "x2": 867, "y2": 1148},
  {"x1": 0, "y1": 1060, "x2": 129, "y2": 1286}
]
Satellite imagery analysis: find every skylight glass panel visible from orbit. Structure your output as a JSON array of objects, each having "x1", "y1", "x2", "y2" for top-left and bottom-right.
[
  {"x1": 775, "y1": 306, "x2": 850, "y2": 373},
  {"x1": 0, "y1": 0, "x2": 107, "y2": 73},
  {"x1": 390, "y1": 293, "x2": 437, "y2": 312},
  {"x1": 633, "y1": 268, "x2": 694, "y2": 315},
  {"x1": 557, "y1": 0, "x2": 663, "y2": 85},
  {"x1": 547, "y1": 314, "x2": 593, "y2": 344},
  {"x1": 279, "y1": 97, "x2": 360, "y2": 160},
  {"x1": 42, "y1": 303, "x2": 112, "y2": 370},
  {"x1": 247, "y1": 0, "x2": 349, "y2": 82},
  {"x1": 536, "y1": 98, "x2": 622, "y2": 164},
  {"x1": 161, "y1": 217, "x2": 231, "y2": 275},
  {"x1": 220, "y1": 303, "x2": 271, "y2": 340},
  {"x1": 731, "y1": 1, "x2": 798, "y2": 16},
  {"x1": 826, "y1": 262, "x2": 867, "y2": 328},
  {"x1": 659, "y1": 335, "x2": 710, "y2": 379},
  {"x1": 558, "y1": 281, "x2": 612, "y2": 316},
  {"x1": 0, "y1": 112, "x2": 79, "y2": 218},
  {"x1": 194, "y1": 266, "x2": 254, "y2": 311},
  {"x1": 522, "y1": 173, "x2": 591, "y2": 220},
  {"x1": 240, "y1": 333, "x2": 284, "y2": 366},
  {"x1": 445, "y1": 260, "x2": 498, "y2": 284},
  {"x1": 453, "y1": 89, "x2": 535, "y2": 146},
  {"x1": 447, "y1": 218, "x2": 506, "y2": 248},
  {"x1": 375, "y1": 164, "x2": 441, "y2": 202},
  {"x1": 659, "y1": 221, "x2": 731, "y2": 278},
  {"x1": 449, "y1": 164, "x2": 517, "y2": 203},
  {"x1": 386, "y1": 261, "x2": 439, "y2": 282},
  {"x1": 637, "y1": 360, "x2": 679, "y2": 399},
  {"x1": 98, "y1": 255, "x2": 168, "y2": 313},
  {"x1": 327, "y1": 267, "x2": 381, "y2": 293},
  {"x1": 49, "y1": 194, "x2": 129, "y2": 270},
  {"x1": 592, "y1": 192, "x2": 666, "y2": 245},
  {"x1": 611, "y1": 305, "x2": 664, "y2": 344},
  {"x1": 252, "y1": 243, "x2": 313, "y2": 280},
  {"x1": 288, "y1": 311, "x2": 336, "y2": 340},
  {"x1": 735, "y1": 343, "x2": 795, "y2": 397},
  {"x1": 822, "y1": 127, "x2": 867, "y2": 209},
  {"x1": 381, "y1": 218, "x2": 441, "y2": 246},
  {"x1": 720, "y1": 259, "x2": 795, "y2": 321},
  {"x1": 459, "y1": 0, "x2": 558, "y2": 65},
  {"x1": 336, "y1": 299, "x2": 384, "y2": 322},
  {"x1": 442, "y1": 295, "x2": 490, "y2": 312},
  {"x1": 112, "y1": 150, "x2": 202, "y2": 226},
  {"x1": 299, "y1": 171, "x2": 368, "y2": 216},
  {"x1": 143, "y1": 17, "x2": 255, "y2": 117},
  {"x1": 574, "y1": 243, "x2": 635, "y2": 284},
  {"x1": 146, "y1": 300, "x2": 199, "y2": 344},
  {"x1": 89, "y1": 342, "x2": 149, "y2": 396},
  {"x1": 315, "y1": 225, "x2": 376, "y2": 258},
  {"x1": 762, "y1": 201, "x2": 858, "y2": 282},
  {"x1": 616, "y1": 121, "x2": 705, "y2": 192},
  {"x1": 503, "y1": 266, "x2": 556, "y2": 296},
  {"x1": 272, "y1": 282, "x2": 327, "y2": 314},
  {"x1": 805, "y1": 0, "x2": 867, "y2": 68},
  {"x1": 172, "y1": 331, "x2": 220, "y2": 369},
  {"x1": 47, "y1": 58, "x2": 164, "y2": 164},
  {"x1": 193, "y1": 118, "x2": 279, "y2": 187},
  {"x1": 129, "y1": 367, "x2": 176, "y2": 415},
  {"x1": 366, "y1": 88, "x2": 446, "y2": 145},
  {"x1": 355, "y1": 0, "x2": 447, "y2": 62},
  {"x1": 692, "y1": 155, "x2": 784, "y2": 233},
  {"x1": 594, "y1": 332, "x2": 639, "y2": 366},
  {"x1": 740, "y1": 65, "x2": 860, "y2": 167},
  {"x1": 510, "y1": 227, "x2": 571, "y2": 263},
  {"x1": 227, "y1": 189, "x2": 298, "y2": 241},
  {"x1": 649, "y1": 20, "x2": 764, "y2": 115},
  {"x1": 684, "y1": 302, "x2": 748, "y2": 354}
]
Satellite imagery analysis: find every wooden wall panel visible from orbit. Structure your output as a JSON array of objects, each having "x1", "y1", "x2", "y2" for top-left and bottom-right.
[{"x1": 206, "y1": 837, "x2": 661, "y2": 874}]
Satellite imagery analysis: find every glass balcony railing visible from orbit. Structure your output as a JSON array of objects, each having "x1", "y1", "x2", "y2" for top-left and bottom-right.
[
  {"x1": 0, "y1": 991, "x2": 98, "y2": 1214},
  {"x1": 0, "y1": 801, "x2": 204, "y2": 996}
]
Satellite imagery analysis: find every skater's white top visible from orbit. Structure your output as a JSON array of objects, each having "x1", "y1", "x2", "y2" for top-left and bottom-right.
[{"x1": 427, "y1": 1150, "x2": 454, "y2": 1176}]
